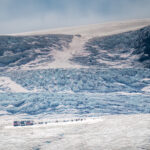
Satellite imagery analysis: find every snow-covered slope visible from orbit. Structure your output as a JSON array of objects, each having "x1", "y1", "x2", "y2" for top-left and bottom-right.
[{"x1": 11, "y1": 19, "x2": 150, "y2": 37}]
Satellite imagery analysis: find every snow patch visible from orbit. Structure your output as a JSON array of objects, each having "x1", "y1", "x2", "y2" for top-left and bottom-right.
[
  {"x1": 0, "y1": 77, "x2": 29, "y2": 93},
  {"x1": 142, "y1": 78, "x2": 150, "y2": 81},
  {"x1": 142, "y1": 85, "x2": 150, "y2": 92}
]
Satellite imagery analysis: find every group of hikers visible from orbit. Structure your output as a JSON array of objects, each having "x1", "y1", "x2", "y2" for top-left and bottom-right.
[{"x1": 13, "y1": 118, "x2": 86, "y2": 127}]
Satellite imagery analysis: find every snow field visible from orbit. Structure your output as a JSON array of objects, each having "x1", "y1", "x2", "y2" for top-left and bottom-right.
[{"x1": 0, "y1": 114, "x2": 150, "y2": 150}]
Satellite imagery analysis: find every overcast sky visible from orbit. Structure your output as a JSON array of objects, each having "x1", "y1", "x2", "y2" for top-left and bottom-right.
[{"x1": 0, "y1": 0, "x2": 150, "y2": 34}]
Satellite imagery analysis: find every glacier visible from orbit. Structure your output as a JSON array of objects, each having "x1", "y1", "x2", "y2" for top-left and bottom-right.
[
  {"x1": 0, "y1": 68, "x2": 150, "y2": 116},
  {"x1": 0, "y1": 19, "x2": 150, "y2": 150}
]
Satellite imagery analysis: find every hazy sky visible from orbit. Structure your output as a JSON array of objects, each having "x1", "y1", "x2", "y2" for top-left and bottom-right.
[{"x1": 0, "y1": 0, "x2": 150, "y2": 34}]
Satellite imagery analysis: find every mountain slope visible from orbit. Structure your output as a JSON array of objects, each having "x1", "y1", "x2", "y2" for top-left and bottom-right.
[
  {"x1": 0, "y1": 19, "x2": 150, "y2": 70},
  {"x1": 0, "y1": 19, "x2": 150, "y2": 116},
  {"x1": 72, "y1": 26, "x2": 150, "y2": 68}
]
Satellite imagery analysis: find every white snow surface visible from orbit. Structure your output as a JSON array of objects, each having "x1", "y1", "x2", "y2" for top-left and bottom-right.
[
  {"x1": 11, "y1": 19, "x2": 150, "y2": 37},
  {"x1": 142, "y1": 86, "x2": 150, "y2": 92},
  {"x1": 0, "y1": 77, "x2": 29, "y2": 93},
  {"x1": 0, "y1": 114, "x2": 150, "y2": 150}
]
